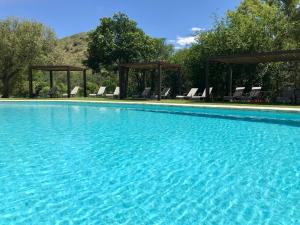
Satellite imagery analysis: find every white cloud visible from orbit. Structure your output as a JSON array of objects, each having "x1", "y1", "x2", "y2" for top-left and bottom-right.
[
  {"x1": 191, "y1": 27, "x2": 205, "y2": 32},
  {"x1": 169, "y1": 27, "x2": 202, "y2": 50},
  {"x1": 174, "y1": 46, "x2": 183, "y2": 50},
  {"x1": 176, "y1": 36, "x2": 197, "y2": 46},
  {"x1": 167, "y1": 39, "x2": 176, "y2": 44}
]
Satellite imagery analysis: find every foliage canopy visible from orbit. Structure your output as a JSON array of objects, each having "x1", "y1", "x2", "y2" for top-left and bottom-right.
[
  {"x1": 85, "y1": 13, "x2": 173, "y2": 72},
  {"x1": 173, "y1": 0, "x2": 300, "y2": 97},
  {"x1": 0, "y1": 18, "x2": 58, "y2": 97}
]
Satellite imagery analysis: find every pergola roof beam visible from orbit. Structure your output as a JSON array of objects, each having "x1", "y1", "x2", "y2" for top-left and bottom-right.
[
  {"x1": 120, "y1": 61, "x2": 181, "y2": 70},
  {"x1": 209, "y1": 49, "x2": 300, "y2": 64},
  {"x1": 30, "y1": 65, "x2": 86, "y2": 71}
]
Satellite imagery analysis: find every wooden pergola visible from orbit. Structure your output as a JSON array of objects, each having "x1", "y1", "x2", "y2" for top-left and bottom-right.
[
  {"x1": 119, "y1": 61, "x2": 181, "y2": 100},
  {"x1": 28, "y1": 65, "x2": 87, "y2": 98},
  {"x1": 205, "y1": 49, "x2": 300, "y2": 101}
]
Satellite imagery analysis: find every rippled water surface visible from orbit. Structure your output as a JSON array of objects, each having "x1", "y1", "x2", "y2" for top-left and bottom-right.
[{"x1": 0, "y1": 102, "x2": 299, "y2": 225}]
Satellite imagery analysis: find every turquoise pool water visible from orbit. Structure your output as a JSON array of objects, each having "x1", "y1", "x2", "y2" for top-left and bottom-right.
[{"x1": 0, "y1": 102, "x2": 299, "y2": 224}]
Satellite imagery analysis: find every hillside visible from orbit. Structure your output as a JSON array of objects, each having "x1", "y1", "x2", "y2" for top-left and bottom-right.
[{"x1": 57, "y1": 32, "x2": 89, "y2": 67}]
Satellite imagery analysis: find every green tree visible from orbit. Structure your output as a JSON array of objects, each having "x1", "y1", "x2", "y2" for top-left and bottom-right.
[
  {"x1": 85, "y1": 13, "x2": 175, "y2": 96},
  {"x1": 0, "y1": 17, "x2": 57, "y2": 98},
  {"x1": 85, "y1": 13, "x2": 170, "y2": 72},
  {"x1": 151, "y1": 38, "x2": 174, "y2": 61},
  {"x1": 174, "y1": 0, "x2": 297, "y2": 97},
  {"x1": 264, "y1": 0, "x2": 300, "y2": 46}
]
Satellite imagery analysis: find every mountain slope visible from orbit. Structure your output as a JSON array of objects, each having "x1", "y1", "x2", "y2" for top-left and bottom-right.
[{"x1": 57, "y1": 32, "x2": 88, "y2": 66}]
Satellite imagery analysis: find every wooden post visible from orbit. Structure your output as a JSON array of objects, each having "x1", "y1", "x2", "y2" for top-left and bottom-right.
[
  {"x1": 83, "y1": 69, "x2": 87, "y2": 97},
  {"x1": 125, "y1": 68, "x2": 129, "y2": 98},
  {"x1": 142, "y1": 70, "x2": 146, "y2": 90},
  {"x1": 157, "y1": 63, "x2": 162, "y2": 101},
  {"x1": 119, "y1": 66, "x2": 125, "y2": 99},
  {"x1": 205, "y1": 61, "x2": 210, "y2": 101},
  {"x1": 29, "y1": 66, "x2": 33, "y2": 98},
  {"x1": 49, "y1": 70, "x2": 53, "y2": 89},
  {"x1": 178, "y1": 68, "x2": 182, "y2": 95},
  {"x1": 49, "y1": 70, "x2": 53, "y2": 98},
  {"x1": 228, "y1": 65, "x2": 233, "y2": 97},
  {"x1": 151, "y1": 69, "x2": 155, "y2": 91},
  {"x1": 67, "y1": 68, "x2": 71, "y2": 98}
]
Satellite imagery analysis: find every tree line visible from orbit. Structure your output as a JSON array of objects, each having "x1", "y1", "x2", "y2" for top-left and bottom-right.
[
  {"x1": 0, "y1": 0, "x2": 299, "y2": 98},
  {"x1": 171, "y1": 0, "x2": 300, "y2": 98}
]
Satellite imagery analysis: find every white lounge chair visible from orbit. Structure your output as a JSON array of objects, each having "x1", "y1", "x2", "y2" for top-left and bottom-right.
[
  {"x1": 176, "y1": 88, "x2": 198, "y2": 99},
  {"x1": 141, "y1": 87, "x2": 151, "y2": 98},
  {"x1": 152, "y1": 87, "x2": 171, "y2": 99},
  {"x1": 89, "y1": 86, "x2": 106, "y2": 97},
  {"x1": 224, "y1": 87, "x2": 245, "y2": 101},
  {"x1": 48, "y1": 86, "x2": 58, "y2": 97},
  {"x1": 62, "y1": 86, "x2": 79, "y2": 97},
  {"x1": 161, "y1": 87, "x2": 171, "y2": 99},
  {"x1": 106, "y1": 87, "x2": 120, "y2": 98},
  {"x1": 132, "y1": 87, "x2": 152, "y2": 99},
  {"x1": 192, "y1": 87, "x2": 213, "y2": 100},
  {"x1": 240, "y1": 87, "x2": 262, "y2": 101}
]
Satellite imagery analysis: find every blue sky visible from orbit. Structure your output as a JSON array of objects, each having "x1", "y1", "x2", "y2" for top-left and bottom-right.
[{"x1": 0, "y1": 0, "x2": 241, "y2": 48}]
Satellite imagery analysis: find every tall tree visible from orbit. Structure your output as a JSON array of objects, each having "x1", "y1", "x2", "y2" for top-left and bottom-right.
[
  {"x1": 174, "y1": 0, "x2": 297, "y2": 96},
  {"x1": 85, "y1": 13, "x2": 165, "y2": 72},
  {"x1": 265, "y1": 0, "x2": 300, "y2": 45},
  {"x1": 0, "y1": 18, "x2": 57, "y2": 97},
  {"x1": 151, "y1": 38, "x2": 174, "y2": 61}
]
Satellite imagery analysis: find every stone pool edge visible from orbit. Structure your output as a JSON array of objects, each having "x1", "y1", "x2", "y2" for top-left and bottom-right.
[{"x1": 1, "y1": 99, "x2": 300, "y2": 113}]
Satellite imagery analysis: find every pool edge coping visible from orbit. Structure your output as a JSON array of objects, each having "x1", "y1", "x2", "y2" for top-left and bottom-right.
[{"x1": 1, "y1": 99, "x2": 300, "y2": 113}]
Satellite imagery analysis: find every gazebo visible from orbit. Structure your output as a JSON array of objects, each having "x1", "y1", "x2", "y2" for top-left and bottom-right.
[
  {"x1": 206, "y1": 49, "x2": 300, "y2": 101},
  {"x1": 28, "y1": 65, "x2": 87, "y2": 98},
  {"x1": 119, "y1": 61, "x2": 181, "y2": 100}
]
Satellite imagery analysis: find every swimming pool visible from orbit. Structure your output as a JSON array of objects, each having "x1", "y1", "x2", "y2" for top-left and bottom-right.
[{"x1": 0, "y1": 101, "x2": 299, "y2": 224}]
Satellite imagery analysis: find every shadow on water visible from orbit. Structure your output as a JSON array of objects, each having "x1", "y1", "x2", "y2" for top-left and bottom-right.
[
  {"x1": 2, "y1": 101, "x2": 300, "y2": 128},
  {"x1": 127, "y1": 108, "x2": 300, "y2": 128}
]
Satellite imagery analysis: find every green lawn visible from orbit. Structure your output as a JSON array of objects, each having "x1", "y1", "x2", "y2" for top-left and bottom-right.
[{"x1": 2, "y1": 97, "x2": 300, "y2": 109}]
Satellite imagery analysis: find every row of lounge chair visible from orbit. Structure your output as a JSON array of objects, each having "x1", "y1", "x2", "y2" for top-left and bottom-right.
[
  {"x1": 89, "y1": 86, "x2": 120, "y2": 98},
  {"x1": 133, "y1": 87, "x2": 214, "y2": 100},
  {"x1": 48, "y1": 85, "x2": 259, "y2": 101},
  {"x1": 38, "y1": 85, "x2": 300, "y2": 104},
  {"x1": 173, "y1": 86, "x2": 261, "y2": 101},
  {"x1": 47, "y1": 86, "x2": 120, "y2": 98},
  {"x1": 133, "y1": 87, "x2": 171, "y2": 99},
  {"x1": 48, "y1": 86, "x2": 79, "y2": 97},
  {"x1": 59, "y1": 86, "x2": 214, "y2": 100},
  {"x1": 176, "y1": 87, "x2": 213, "y2": 100},
  {"x1": 131, "y1": 86, "x2": 299, "y2": 103},
  {"x1": 88, "y1": 86, "x2": 171, "y2": 99},
  {"x1": 231, "y1": 86, "x2": 300, "y2": 103},
  {"x1": 224, "y1": 87, "x2": 262, "y2": 101},
  {"x1": 173, "y1": 86, "x2": 262, "y2": 101}
]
